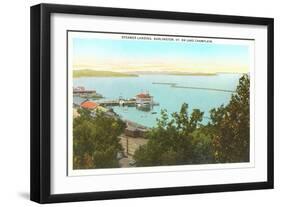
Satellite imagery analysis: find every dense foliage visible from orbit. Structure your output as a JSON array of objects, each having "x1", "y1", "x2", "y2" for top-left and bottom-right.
[
  {"x1": 133, "y1": 104, "x2": 214, "y2": 166},
  {"x1": 73, "y1": 109, "x2": 125, "y2": 169},
  {"x1": 210, "y1": 75, "x2": 250, "y2": 163},
  {"x1": 134, "y1": 74, "x2": 250, "y2": 166}
]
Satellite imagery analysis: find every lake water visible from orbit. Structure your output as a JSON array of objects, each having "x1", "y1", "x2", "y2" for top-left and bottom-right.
[{"x1": 73, "y1": 74, "x2": 242, "y2": 127}]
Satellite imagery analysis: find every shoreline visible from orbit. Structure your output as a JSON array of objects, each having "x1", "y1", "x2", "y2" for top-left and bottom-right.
[
  {"x1": 73, "y1": 69, "x2": 138, "y2": 78},
  {"x1": 73, "y1": 69, "x2": 247, "y2": 78}
]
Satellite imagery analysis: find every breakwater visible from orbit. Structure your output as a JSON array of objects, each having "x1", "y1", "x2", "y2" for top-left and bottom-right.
[{"x1": 152, "y1": 82, "x2": 235, "y2": 93}]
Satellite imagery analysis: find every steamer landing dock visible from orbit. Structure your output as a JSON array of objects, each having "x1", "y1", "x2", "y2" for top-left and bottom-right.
[
  {"x1": 73, "y1": 86, "x2": 159, "y2": 108},
  {"x1": 73, "y1": 86, "x2": 159, "y2": 137},
  {"x1": 96, "y1": 99, "x2": 159, "y2": 107}
]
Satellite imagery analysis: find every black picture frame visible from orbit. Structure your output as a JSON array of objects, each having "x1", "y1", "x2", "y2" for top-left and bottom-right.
[{"x1": 30, "y1": 3, "x2": 274, "y2": 204}]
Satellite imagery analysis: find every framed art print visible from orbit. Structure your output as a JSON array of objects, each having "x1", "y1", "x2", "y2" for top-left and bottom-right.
[{"x1": 30, "y1": 3, "x2": 274, "y2": 203}]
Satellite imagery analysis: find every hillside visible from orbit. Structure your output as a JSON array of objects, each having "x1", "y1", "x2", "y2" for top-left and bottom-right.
[{"x1": 73, "y1": 69, "x2": 138, "y2": 78}]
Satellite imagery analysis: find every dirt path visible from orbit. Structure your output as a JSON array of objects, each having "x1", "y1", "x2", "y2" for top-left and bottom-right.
[{"x1": 119, "y1": 134, "x2": 148, "y2": 167}]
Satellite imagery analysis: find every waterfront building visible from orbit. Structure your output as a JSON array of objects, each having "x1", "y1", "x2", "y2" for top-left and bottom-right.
[
  {"x1": 124, "y1": 120, "x2": 149, "y2": 138},
  {"x1": 73, "y1": 86, "x2": 102, "y2": 99},
  {"x1": 80, "y1": 100, "x2": 99, "y2": 110},
  {"x1": 73, "y1": 108, "x2": 80, "y2": 118},
  {"x1": 135, "y1": 92, "x2": 153, "y2": 106},
  {"x1": 124, "y1": 126, "x2": 147, "y2": 138},
  {"x1": 73, "y1": 86, "x2": 86, "y2": 92}
]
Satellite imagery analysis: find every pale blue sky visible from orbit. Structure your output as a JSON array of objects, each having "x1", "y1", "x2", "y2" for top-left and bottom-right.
[{"x1": 72, "y1": 37, "x2": 250, "y2": 73}]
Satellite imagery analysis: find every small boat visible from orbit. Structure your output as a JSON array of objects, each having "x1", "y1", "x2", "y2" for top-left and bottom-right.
[{"x1": 151, "y1": 112, "x2": 157, "y2": 114}]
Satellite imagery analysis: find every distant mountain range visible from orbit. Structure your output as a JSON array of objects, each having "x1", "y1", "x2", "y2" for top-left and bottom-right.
[{"x1": 73, "y1": 69, "x2": 138, "y2": 78}]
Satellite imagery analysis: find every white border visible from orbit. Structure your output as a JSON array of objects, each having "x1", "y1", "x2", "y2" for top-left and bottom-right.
[
  {"x1": 51, "y1": 13, "x2": 267, "y2": 194},
  {"x1": 67, "y1": 31, "x2": 255, "y2": 177}
]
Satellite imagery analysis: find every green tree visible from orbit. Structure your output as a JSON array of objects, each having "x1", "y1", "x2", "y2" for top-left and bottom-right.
[
  {"x1": 134, "y1": 75, "x2": 250, "y2": 166},
  {"x1": 210, "y1": 74, "x2": 250, "y2": 163},
  {"x1": 73, "y1": 109, "x2": 126, "y2": 169},
  {"x1": 134, "y1": 103, "x2": 214, "y2": 166}
]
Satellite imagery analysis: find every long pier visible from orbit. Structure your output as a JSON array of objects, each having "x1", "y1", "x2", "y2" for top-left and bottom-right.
[
  {"x1": 73, "y1": 90, "x2": 96, "y2": 94},
  {"x1": 73, "y1": 90, "x2": 103, "y2": 99},
  {"x1": 97, "y1": 99, "x2": 159, "y2": 107},
  {"x1": 97, "y1": 99, "x2": 136, "y2": 107},
  {"x1": 152, "y1": 82, "x2": 235, "y2": 93}
]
